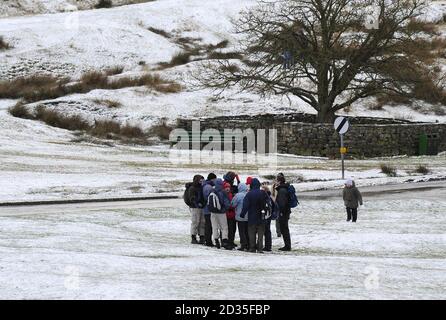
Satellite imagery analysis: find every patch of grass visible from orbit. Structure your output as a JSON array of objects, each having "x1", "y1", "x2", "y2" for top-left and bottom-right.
[
  {"x1": 380, "y1": 164, "x2": 397, "y2": 177},
  {"x1": 35, "y1": 105, "x2": 90, "y2": 131},
  {"x1": 8, "y1": 101, "x2": 34, "y2": 119},
  {"x1": 95, "y1": 0, "x2": 113, "y2": 9},
  {"x1": 414, "y1": 165, "x2": 431, "y2": 175},
  {"x1": 0, "y1": 75, "x2": 69, "y2": 102},
  {"x1": 149, "y1": 118, "x2": 174, "y2": 140},
  {"x1": 92, "y1": 98, "x2": 122, "y2": 108},
  {"x1": 206, "y1": 40, "x2": 230, "y2": 51},
  {"x1": 0, "y1": 36, "x2": 11, "y2": 50},
  {"x1": 169, "y1": 51, "x2": 192, "y2": 66},
  {"x1": 148, "y1": 27, "x2": 172, "y2": 38},
  {"x1": 1, "y1": 71, "x2": 181, "y2": 103},
  {"x1": 105, "y1": 65, "x2": 124, "y2": 76},
  {"x1": 208, "y1": 51, "x2": 243, "y2": 60}
]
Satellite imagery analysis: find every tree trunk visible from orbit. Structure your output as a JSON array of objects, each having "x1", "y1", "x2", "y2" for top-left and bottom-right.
[{"x1": 316, "y1": 106, "x2": 336, "y2": 123}]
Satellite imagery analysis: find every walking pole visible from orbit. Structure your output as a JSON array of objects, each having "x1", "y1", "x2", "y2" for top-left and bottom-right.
[{"x1": 341, "y1": 134, "x2": 345, "y2": 180}]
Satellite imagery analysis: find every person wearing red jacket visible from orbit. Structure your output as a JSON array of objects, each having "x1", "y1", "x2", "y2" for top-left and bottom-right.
[{"x1": 223, "y1": 181, "x2": 237, "y2": 250}]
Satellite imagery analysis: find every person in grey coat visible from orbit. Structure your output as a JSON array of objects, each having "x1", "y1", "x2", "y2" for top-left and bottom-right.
[{"x1": 343, "y1": 179, "x2": 363, "y2": 222}]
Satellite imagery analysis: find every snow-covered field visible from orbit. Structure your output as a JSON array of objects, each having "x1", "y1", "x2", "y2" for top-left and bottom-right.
[{"x1": 0, "y1": 185, "x2": 444, "y2": 299}]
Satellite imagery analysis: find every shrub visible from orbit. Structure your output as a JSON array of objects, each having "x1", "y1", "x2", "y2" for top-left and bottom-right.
[
  {"x1": 169, "y1": 51, "x2": 192, "y2": 66},
  {"x1": 95, "y1": 0, "x2": 113, "y2": 9},
  {"x1": 89, "y1": 119, "x2": 121, "y2": 138},
  {"x1": 0, "y1": 36, "x2": 11, "y2": 50},
  {"x1": 148, "y1": 27, "x2": 172, "y2": 38},
  {"x1": 92, "y1": 99, "x2": 122, "y2": 108},
  {"x1": 80, "y1": 71, "x2": 108, "y2": 88},
  {"x1": 154, "y1": 83, "x2": 182, "y2": 93},
  {"x1": 120, "y1": 123, "x2": 145, "y2": 138},
  {"x1": 149, "y1": 118, "x2": 174, "y2": 140},
  {"x1": 35, "y1": 106, "x2": 90, "y2": 131},
  {"x1": 105, "y1": 66, "x2": 124, "y2": 76},
  {"x1": 8, "y1": 101, "x2": 34, "y2": 119},
  {"x1": 414, "y1": 165, "x2": 431, "y2": 175},
  {"x1": 208, "y1": 51, "x2": 243, "y2": 60},
  {"x1": 380, "y1": 164, "x2": 397, "y2": 177}
]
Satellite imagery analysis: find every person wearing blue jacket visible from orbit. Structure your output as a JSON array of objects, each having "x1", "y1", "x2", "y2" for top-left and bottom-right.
[
  {"x1": 210, "y1": 178, "x2": 231, "y2": 249},
  {"x1": 231, "y1": 183, "x2": 249, "y2": 251},
  {"x1": 240, "y1": 178, "x2": 267, "y2": 253},
  {"x1": 202, "y1": 173, "x2": 217, "y2": 247}
]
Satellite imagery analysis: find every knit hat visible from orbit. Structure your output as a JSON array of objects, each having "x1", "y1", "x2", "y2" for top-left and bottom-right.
[
  {"x1": 246, "y1": 176, "x2": 253, "y2": 185},
  {"x1": 207, "y1": 173, "x2": 217, "y2": 181},
  {"x1": 223, "y1": 181, "x2": 231, "y2": 190},
  {"x1": 345, "y1": 179, "x2": 353, "y2": 187}
]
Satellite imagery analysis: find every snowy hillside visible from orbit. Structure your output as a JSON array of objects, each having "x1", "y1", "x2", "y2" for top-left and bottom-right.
[{"x1": 1, "y1": 0, "x2": 446, "y2": 129}]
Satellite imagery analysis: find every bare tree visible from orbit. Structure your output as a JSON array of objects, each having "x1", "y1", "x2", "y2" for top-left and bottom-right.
[{"x1": 196, "y1": 0, "x2": 444, "y2": 123}]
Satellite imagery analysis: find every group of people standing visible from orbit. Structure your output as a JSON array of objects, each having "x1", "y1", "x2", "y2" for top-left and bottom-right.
[{"x1": 184, "y1": 172, "x2": 295, "y2": 253}]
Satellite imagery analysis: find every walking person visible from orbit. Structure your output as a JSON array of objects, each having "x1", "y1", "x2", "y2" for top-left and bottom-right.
[
  {"x1": 184, "y1": 175, "x2": 205, "y2": 244},
  {"x1": 224, "y1": 181, "x2": 237, "y2": 249},
  {"x1": 240, "y1": 178, "x2": 267, "y2": 254},
  {"x1": 231, "y1": 183, "x2": 249, "y2": 251},
  {"x1": 275, "y1": 173, "x2": 292, "y2": 251},
  {"x1": 202, "y1": 173, "x2": 217, "y2": 246},
  {"x1": 343, "y1": 179, "x2": 363, "y2": 222},
  {"x1": 208, "y1": 178, "x2": 231, "y2": 249}
]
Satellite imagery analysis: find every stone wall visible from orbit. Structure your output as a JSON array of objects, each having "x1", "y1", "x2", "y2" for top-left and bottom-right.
[{"x1": 176, "y1": 114, "x2": 446, "y2": 159}]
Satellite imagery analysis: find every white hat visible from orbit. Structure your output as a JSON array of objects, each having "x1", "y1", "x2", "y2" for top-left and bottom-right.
[{"x1": 345, "y1": 179, "x2": 353, "y2": 187}]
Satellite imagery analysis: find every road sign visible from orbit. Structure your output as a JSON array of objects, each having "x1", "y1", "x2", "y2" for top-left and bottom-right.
[{"x1": 334, "y1": 117, "x2": 350, "y2": 135}]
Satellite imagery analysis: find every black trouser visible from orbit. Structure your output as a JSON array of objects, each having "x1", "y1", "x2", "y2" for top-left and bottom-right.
[
  {"x1": 279, "y1": 213, "x2": 291, "y2": 249},
  {"x1": 346, "y1": 207, "x2": 358, "y2": 222},
  {"x1": 204, "y1": 214, "x2": 213, "y2": 245},
  {"x1": 248, "y1": 224, "x2": 265, "y2": 251},
  {"x1": 237, "y1": 221, "x2": 249, "y2": 249},
  {"x1": 227, "y1": 218, "x2": 237, "y2": 245},
  {"x1": 264, "y1": 219, "x2": 272, "y2": 250}
]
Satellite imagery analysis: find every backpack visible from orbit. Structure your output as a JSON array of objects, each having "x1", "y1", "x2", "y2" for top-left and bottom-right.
[
  {"x1": 207, "y1": 191, "x2": 223, "y2": 213},
  {"x1": 259, "y1": 192, "x2": 273, "y2": 220},
  {"x1": 183, "y1": 183, "x2": 194, "y2": 207},
  {"x1": 288, "y1": 184, "x2": 299, "y2": 208}
]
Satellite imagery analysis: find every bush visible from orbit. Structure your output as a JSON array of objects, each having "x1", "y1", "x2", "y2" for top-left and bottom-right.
[
  {"x1": 0, "y1": 36, "x2": 11, "y2": 50},
  {"x1": 149, "y1": 118, "x2": 174, "y2": 140},
  {"x1": 208, "y1": 51, "x2": 243, "y2": 60},
  {"x1": 95, "y1": 0, "x2": 113, "y2": 9},
  {"x1": 92, "y1": 99, "x2": 122, "y2": 108},
  {"x1": 8, "y1": 101, "x2": 34, "y2": 119},
  {"x1": 120, "y1": 123, "x2": 145, "y2": 138},
  {"x1": 414, "y1": 165, "x2": 431, "y2": 175},
  {"x1": 169, "y1": 51, "x2": 192, "y2": 66},
  {"x1": 148, "y1": 27, "x2": 172, "y2": 38},
  {"x1": 154, "y1": 83, "x2": 182, "y2": 93},
  {"x1": 380, "y1": 164, "x2": 397, "y2": 177},
  {"x1": 105, "y1": 66, "x2": 124, "y2": 76},
  {"x1": 35, "y1": 106, "x2": 90, "y2": 131}
]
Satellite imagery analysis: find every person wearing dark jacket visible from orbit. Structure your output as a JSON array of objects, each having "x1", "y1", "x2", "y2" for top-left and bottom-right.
[
  {"x1": 240, "y1": 178, "x2": 267, "y2": 253},
  {"x1": 274, "y1": 173, "x2": 292, "y2": 251},
  {"x1": 187, "y1": 175, "x2": 205, "y2": 244},
  {"x1": 261, "y1": 183, "x2": 273, "y2": 252},
  {"x1": 223, "y1": 171, "x2": 240, "y2": 195},
  {"x1": 343, "y1": 179, "x2": 363, "y2": 222},
  {"x1": 202, "y1": 173, "x2": 217, "y2": 246}
]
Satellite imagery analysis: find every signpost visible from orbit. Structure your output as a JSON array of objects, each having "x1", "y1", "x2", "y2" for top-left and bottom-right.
[{"x1": 334, "y1": 117, "x2": 350, "y2": 179}]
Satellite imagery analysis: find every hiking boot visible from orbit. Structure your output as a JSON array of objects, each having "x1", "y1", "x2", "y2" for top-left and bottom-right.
[
  {"x1": 237, "y1": 247, "x2": 245, "y2": 251},
  {"x1": 249, "y1": 249, "x2": 256, "y2": 253},
  {"x1": 214, "y1": 239, "x2": 221, "y2": 249},
  {"x1": 262, "y1": 247, "x2": 272, "y2": 252},
  {"x1": 191, "y1": 235, "x2": 198, "y2": 244},
  {"x1": 199, "y1": 236, "x2": 206, "y2": 245},
  {"x1": 278, "y1": 246, "x2": 291, "y2": 251},
  {"x1": 222, "y1": 239, "x2": 232, "y2": 250},
  {"x1": 205, "y1": 242, "x2": 214, "y2": 247},
  {"x1": 257, "y1": 250, "x2": 264, "y2": 254}
]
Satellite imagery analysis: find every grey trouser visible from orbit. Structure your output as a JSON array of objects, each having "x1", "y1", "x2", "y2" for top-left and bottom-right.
[
  {"x1": 248, "y1": 224, "x2": 265, "y2": 251},
  {"x1": 190, "y1": 208, "x2": 205, "y2": 236},
  {"x1": 211, "y1": 213, "x2": 228, "y2": 240}
]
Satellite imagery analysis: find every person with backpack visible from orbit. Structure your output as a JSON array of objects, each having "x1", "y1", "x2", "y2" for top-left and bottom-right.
[
  {"x1": 231, "y1": 183, "x2": 249, "y2": 251},
  {"x1": 343, "y1": 179, "x2": 363, "y2": 222},
  {"x1": 274, "y1": 173, "x2": 297, "y2": 251},
  {"x1": 202, "y1": 173, "x2": 217, "y2": 247},
  {"x1": 223, "y1": 171, "x2": 240, "y2": 195},
  {"x1": 224, "y1": 181, "x2": 237, "y2": 250},
  {"x1": 208, "y1": 178, "x2": 231, "y2": 249},
  {"x1": 261, "y1": 183, "x2": 277, "y2": 252},
  {"x1": 184, "y1": 175, "x2": 206, "y2": 244},
  {"x1": 240, "y1": 178, "x2": 269, "y2": 254}
]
